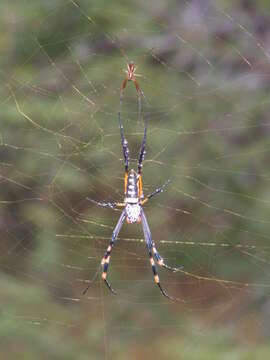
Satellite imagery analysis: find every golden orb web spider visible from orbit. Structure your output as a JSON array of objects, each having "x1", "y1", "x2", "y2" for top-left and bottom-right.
[{"x1": 84, "y1": 113, "x2": 182, "y2": 300}]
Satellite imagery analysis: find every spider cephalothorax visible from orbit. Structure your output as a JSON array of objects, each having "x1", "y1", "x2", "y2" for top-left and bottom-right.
[{"x1": 85, "y1": 113, "x2": 181, "y2": 300}]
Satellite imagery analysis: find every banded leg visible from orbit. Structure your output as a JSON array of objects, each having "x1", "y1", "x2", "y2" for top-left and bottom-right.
[
  {"x1": 148, "y1": 250, "x2": 177, "y2": 301},
  {"x1": 141, "y1": 209, "x2": 182, "y2": 272},
  {"x1": 101, "y1": 210, "x2": 126, "y2": 294},
  {"x1": 141, "y1": 179, "x2": 171, "y2": 205},
  {"x1": 86, "y1": 198, "x2": 125, "y2": 209},
  {"x1": 83, "y1": 210, "x2": 126, "y2": 295},
  {"x1": 152, "y1": 244, "x2": 183, "y2": 272}
]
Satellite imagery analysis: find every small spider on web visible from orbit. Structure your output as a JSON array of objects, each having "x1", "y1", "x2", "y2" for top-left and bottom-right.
[{"x1": 119, "y1": 48, "x2": 149, "y2": 122}]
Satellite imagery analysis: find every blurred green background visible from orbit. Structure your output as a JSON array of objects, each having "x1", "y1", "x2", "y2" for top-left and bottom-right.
[{"x1": 1, "y1": 0, "x2": 270, "y2": 359}]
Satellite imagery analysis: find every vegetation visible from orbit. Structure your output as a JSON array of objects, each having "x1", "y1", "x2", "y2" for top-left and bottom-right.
[{"x1": 1, "y1": 0, "x2": 270, "y2": 358}]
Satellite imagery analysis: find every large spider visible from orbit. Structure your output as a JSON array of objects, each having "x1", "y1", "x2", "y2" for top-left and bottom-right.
[{"x1": 84, "y1": 114, "x2": 181, "y2": 300}]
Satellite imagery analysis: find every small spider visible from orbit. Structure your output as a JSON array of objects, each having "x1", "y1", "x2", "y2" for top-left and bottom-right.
[
  {"x1": 120, "y1": 52, "x2": 148, "y2": 121},
  {"x1": 84, "y1": 113, "x2": 182, "y2": 300}
]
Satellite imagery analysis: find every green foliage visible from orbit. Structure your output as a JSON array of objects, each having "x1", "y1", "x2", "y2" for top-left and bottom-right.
[{"x1": 1, "y1": 0, "x2": 270, "y2": 358}]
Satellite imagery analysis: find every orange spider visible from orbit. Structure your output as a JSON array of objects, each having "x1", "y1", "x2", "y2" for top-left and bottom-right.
[{"x1": 120, "y1": 54, "x2": 147, "y2": 120}]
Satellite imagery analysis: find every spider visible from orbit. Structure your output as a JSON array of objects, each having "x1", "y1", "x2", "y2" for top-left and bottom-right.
[
  {"x1": 120, "y1": 52, "x2": 148, "y2": 122},
  {"x1": 84, "y1": 113, "x2": 182, "y2": 300}
]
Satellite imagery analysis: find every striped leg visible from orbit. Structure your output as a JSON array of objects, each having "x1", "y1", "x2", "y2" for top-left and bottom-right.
[
  {"x1": 86, "y1": 198, "x2": 125, "y2": 209},
  {"x1": 141, "y1": 179, "x2": 171, "y2": 205},
  {"x1": 101, "y1": 210, "x2": 126, "y2": 294},
  {"x1": 101, "y1": 241, "x2": 117, "y2": 294},
  {"x1": 83, "y1": 210, "x2": 126, "y2": 296},
  {"x1": 141, "y1": 209, "x2": 182, "y2": 272},
  {"x1": 152, "y1": 244, "x2": 183, "y2": 272},
  {"x1": 148, "y1": 251, "x2": 176, "y2": 301},
  {"x1": 141, "y1": 209, "x2": 178, "y2": 300}
]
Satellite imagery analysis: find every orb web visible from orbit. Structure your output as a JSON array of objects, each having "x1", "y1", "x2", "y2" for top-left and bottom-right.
[{"x1": 1, "y1": 1, "x2": 270, "y2": 358}]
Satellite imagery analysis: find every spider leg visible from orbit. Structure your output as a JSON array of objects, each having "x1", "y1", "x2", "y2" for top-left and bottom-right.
[
  {"x1": 118, "y1": 111, "x2": 129, "y2": 174},
  {"x1": 141, "y1": 209, "x2": 180, "y2": 300},
  {"x1": 83, "y1": 210, "x2": 126, "y2": 295},
  {"x1": 137, "y1": 119, "x2": 147, "y2": 198},
  {"x1": 152, "y1": 245, "x2": 183, "y2": 272},
  {"x1": 86, "y1": 198, "x2": 125, "y2": 209},
  {"x1": 137, "y1": 118, "x2": 147, "y2": 175},
  {"x1": 134, "y1": 78, "x2": 148, "y2": 106},
  {"x1": 148, "y1": 251, "x2": 177, "y2": 301},
  {"x1": 134, "y1": 79, "x2": 148, "y2": 123},
  {"x1": 141, "y1": 209, "x2": 182, "y2": 272},
  {"x1": 82, "y1": 264, "x2": 101, "y2": 295},
  {"x1": 120, "y1": 78, "x2": 128, "y2": 111},
  {"x1": 133, "y1": 79, "x2": 142, "y2": 122},
  {"x1": 101, "y1": 210, "x2": 126, "y2": 295},
  {"x1": 141, "y1": 179, "x2": 171, "y2": 205}
]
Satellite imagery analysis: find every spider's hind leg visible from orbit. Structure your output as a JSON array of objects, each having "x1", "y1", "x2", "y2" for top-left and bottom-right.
[
  {"x1": 152, "y1": 245, "x2": 183, "y2": 273},
  {"x1": 83, "y1": 210, "x2": 126, "y2": 296},
  {"x1": 141, "y1": 208, "x2": 182, "y2": 273},
  {"x1": 148, "y1": 251, "x2": 177, "y2": 301},
  {"x1": 101, "y1": 260, "x2": 117, "y2": 295}
]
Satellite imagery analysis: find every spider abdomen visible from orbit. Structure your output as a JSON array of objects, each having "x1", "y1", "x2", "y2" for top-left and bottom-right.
[{"x1": 126, "y1": 204, "x2": 141, "y2": 223}]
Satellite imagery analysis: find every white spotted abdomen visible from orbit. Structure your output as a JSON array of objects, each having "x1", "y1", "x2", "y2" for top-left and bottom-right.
[{"x1": 126, "y1": 204, "x2": 141, "y2": 223}]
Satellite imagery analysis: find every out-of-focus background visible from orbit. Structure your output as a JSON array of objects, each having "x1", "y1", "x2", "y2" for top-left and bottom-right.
[{"x1": 1, "y1": 0, "x2": 270, "y2": 358}]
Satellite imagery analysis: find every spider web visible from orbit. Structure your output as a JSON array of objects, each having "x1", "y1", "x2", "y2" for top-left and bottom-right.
[{"x1": 1, "y1": 0, "x2": 270, "y2": 358}]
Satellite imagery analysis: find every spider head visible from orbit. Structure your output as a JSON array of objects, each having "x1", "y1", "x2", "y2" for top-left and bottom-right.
[{"x1": 126, "y1": 203, "x2": 141, "y2": 223}]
